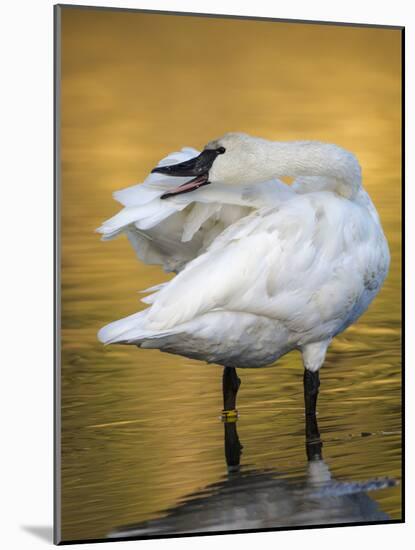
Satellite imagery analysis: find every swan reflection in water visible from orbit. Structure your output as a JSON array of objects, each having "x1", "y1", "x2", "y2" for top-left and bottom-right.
[{"x1": 108, "y1": 411, "x2": 395, "y2": 538}]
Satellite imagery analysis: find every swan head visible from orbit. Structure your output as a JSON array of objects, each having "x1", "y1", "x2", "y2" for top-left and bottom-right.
[
  {"x1": 152, "y1": 133, "x2": 271, "y2": 198},
  {"x1": 205, "y1": 133, "x2": 272, "y2": 185}
]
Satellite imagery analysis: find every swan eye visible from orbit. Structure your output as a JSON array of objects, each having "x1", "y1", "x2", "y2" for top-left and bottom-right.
[{"x1": 216, "y1": 146, "x2": 226, "y2": 155}]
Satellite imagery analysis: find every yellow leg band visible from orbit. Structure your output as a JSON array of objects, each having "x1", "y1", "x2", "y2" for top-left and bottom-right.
[{"x1": 221, "y1": 409, "x2": 239, "y2": 422}]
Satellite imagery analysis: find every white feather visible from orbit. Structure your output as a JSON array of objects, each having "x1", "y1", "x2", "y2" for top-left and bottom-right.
[{"x1": 96, "y1": 147, "x2": 294, "y2": 272}]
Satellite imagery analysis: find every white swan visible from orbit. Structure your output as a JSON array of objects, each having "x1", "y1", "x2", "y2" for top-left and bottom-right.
[{"x1": 97, "y1": 132, "x2": 390, "y2": 420}]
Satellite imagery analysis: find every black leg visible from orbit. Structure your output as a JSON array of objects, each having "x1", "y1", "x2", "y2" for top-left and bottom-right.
[
  {"x1": 222, "y1": 367, "x2": 241, "y2": 412},
  {"x1": 303, "y1": 369, "x2": 322, "y2": 460},
  {"x1": 224, "y1": 421, "x2": 243, "y2": 473}
]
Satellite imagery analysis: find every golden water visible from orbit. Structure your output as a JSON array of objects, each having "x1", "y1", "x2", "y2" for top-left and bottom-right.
[{"x1": 59, "y1": 7, "x2": 402, "y2": 541}]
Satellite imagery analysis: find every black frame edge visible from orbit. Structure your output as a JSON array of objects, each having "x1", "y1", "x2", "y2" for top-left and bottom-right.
[
  {"x1": 55, "y1": 3, "x2": 404, "y2": 30},
  {"x1": 53, "y1": 3, "x2": 62, "y2": 546},
  {"x1": 58, "y1": 519, "x2": 404, "y2": 546},
  {"x1": 400, "y1": 25, "x2": 405, "y2": 524}
]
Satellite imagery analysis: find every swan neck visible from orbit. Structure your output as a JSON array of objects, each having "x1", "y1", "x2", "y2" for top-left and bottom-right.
[{"x1": 266, "y1": 141, "x2": 362, "y2": 198}]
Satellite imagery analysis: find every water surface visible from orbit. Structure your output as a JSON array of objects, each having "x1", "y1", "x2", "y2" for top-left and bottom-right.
[{"x1": 59, "y1": 8, "x2": 402, "y2": 542}]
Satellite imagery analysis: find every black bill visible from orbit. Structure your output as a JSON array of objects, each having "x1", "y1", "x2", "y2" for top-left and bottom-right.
[{"x1": 151, "y1": 149, "x2": 221, "y2": 199}]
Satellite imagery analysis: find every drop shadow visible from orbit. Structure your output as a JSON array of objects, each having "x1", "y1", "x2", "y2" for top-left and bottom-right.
[{"x1": 21, "y1": 525, "x2": 53, "y2": 543}]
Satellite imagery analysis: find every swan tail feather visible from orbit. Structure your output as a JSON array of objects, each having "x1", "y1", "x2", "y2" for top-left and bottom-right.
[{"x1": 97, "y1": 309, "x2": 176, "y2": 346}]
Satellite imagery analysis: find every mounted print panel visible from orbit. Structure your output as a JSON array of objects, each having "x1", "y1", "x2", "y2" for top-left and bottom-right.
[{"x1": 54, "y1": 4, "x2": 403, "y2": 544}]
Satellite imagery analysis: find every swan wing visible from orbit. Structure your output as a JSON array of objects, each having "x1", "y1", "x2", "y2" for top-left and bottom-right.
[
  {"x1": 139, "y1": 192, "x2": 388, "y2": 340},
  {"x1": 97, "y1": 148, "x2": 294, "y2": 272}
]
